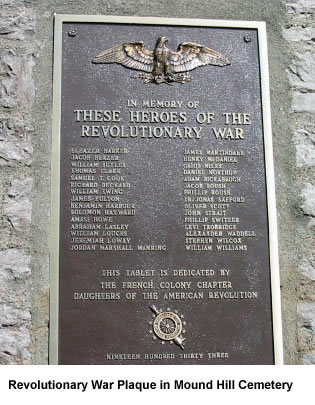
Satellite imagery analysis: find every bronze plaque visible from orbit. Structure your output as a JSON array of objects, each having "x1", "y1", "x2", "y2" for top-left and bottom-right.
[{"x1": 50, "y1": 16, "x2": 283, "y2": 365}]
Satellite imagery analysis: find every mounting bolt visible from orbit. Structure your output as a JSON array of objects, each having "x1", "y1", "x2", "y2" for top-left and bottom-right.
[
  {"x1": 244, "y1": 34, "x2": 251, "y2": 42},
  {"x1": 68, "y1": 29, "x2": 77, "y2": 37}
]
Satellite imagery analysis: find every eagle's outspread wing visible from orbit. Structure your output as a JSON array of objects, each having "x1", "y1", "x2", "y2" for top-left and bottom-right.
[
  {"x1": 169, "y1": 42, "x2": 230, "y2": 73},
  {"x1": 92, "y1": 42, "x2": 154, "y2": 73}
]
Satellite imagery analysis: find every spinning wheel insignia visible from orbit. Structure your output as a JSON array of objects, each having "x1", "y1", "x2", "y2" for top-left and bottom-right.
[{"x1": 148, "y1": 305, "x2": 186, "y2": 350}]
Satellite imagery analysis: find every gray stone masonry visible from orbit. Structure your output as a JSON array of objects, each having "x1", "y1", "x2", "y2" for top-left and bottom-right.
[
  {"x1": 0, "y1": 0, "x2": 35, "y2": 364},
  {"x1": 0, "y1": 249, "x2": 31, "y2": 364},
  {"x1": 0, "y1": 0, "x2": 314, "y2": 364},
  {"x1": 283, "y1": 0, "x2": 315, "y2": 364}
]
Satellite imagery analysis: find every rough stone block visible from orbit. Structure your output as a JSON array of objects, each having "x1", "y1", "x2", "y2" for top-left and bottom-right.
[
  {"x1": 0, "y1": 326, "x2": 31, "y2": 364},
  {"x1": 293, "y1": 129, "x2": 315, "y2": 167},
  {"x1": 299, "y1": 257, "x2": 315, "y2": 281},
  {"x1": 298, "y1": 302, "x2": 315, "y2": 331},
  {"x1": 288, "y1": 53, "x2": 315, "y2": 91},
  {"x1": 308, "y1": 218, "x2": 315, "y2": 230},
  {"x1": 4, "y1": 199, "x2": 32, "y2": 231},
  {"x1": 0, "y1": 7, "x2": 35, "y2": 40},
  {"x1": 298, "y1": 280, "x2": 315, "y2": 301},
  {"x1": 7, "y1": 177, "x2": 32, "y2": 198},
  {"x1": 300, "y1": 183, "x2": 315, "y2": 217},
  {"x1": 0, "y1": 249, "x2": 31, "y2": 316},
  {"x1": 286, "y1": 0, "x2": 315, "y2": 14},
  {"x1": 297, "y1": 302, "x2": 315, "y2": 352},
  {"x1": 0, "y1": 119, "x2": 33, "y2": 166},
  {"x1": 300, "y1": 352, "x2": 315, "y2": 365},
  {"x1": 0, "y1": 305, "x2": 31, "y2": 327},
  {"x1": 292, "y1": 92, "x2": 315, "y2": 113},
  {"x1": 283, "y1": 26, "x2": 315, "y2": 42},
  {"x1": 4, "y1": 178, "x2": 32, "y2": 231},
  {"x1": 0, "y1": 1, "x2": 32, "y2": 5},
  {"x1": 0, "y1": 249, "x2": 31, "y2": 281},
  {"x1": 0, "y1": 50, "x2": 35, "y2": 109}
]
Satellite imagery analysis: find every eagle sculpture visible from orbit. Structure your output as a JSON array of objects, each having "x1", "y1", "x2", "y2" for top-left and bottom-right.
[{"x1": 92, "y1": 37, "x2": 230, "y2": 84}]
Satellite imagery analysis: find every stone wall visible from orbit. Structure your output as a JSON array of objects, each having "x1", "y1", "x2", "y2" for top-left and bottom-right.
[
  {"x1": 0, "y1": 0, "x2": 35, "y2": 364},
  {"x1": 0, "y1": 0, "x2": 313, "y2": 364},
  {"x1": 283, "y1": 0, "x2": 315, "y2": 365}
]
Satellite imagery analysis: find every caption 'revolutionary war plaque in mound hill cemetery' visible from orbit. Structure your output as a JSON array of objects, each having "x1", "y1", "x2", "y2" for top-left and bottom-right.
[{"x1": 50, "y1": 15, "x2": 283, "y2": 364}]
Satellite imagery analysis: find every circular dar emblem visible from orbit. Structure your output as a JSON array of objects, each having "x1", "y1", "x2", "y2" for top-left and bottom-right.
[{"x1": 149, "y1": 305, "x2": 186, "y2": 350}]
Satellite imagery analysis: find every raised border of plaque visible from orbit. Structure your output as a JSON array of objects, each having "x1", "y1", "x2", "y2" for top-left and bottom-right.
[{"x1": 50, "y1": 14, "x2": 283, "y2": 365}]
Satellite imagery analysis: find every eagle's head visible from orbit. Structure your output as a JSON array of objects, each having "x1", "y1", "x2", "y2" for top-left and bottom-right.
[{"x1": 156, "y1": 36, "x2": 168, "y2": 48}]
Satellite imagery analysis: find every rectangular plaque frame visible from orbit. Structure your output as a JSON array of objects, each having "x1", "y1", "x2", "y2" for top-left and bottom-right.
[{"x1": 50, "y1": 14, "x2": 283, "y2": 365}]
